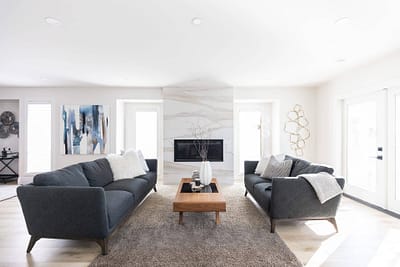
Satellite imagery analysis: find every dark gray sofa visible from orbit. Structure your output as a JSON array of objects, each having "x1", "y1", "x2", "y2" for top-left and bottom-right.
[
  {"x1": 17, "y1": 158, "x2": 157, "y2": 255},
  {"x1": 244, "y1": 155, "x2": 345, "y2": 233}
]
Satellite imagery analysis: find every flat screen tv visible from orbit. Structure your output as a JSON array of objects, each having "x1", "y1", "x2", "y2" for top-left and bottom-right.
[{"x1": 174, "y1": 139, "x2": 223, "y2": 162}]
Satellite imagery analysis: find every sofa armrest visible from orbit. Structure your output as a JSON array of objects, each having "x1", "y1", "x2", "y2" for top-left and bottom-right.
[
  {"x1": 244, "y1": 161, "x2": 258, "y2": 175},
  {"x1": 270, "y1": 177, "x2": 345, "y2": 219},
  {"x1": 17, "y1": 185, "x2": 109, "y2": 239},
  {"x1": 145, "y1": 159, "x2": 157, "y2": 173}
]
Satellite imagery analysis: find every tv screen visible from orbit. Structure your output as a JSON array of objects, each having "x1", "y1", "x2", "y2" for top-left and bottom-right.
[{"x1": 174, "y1": 139, "x2": 223, "y2": 162}]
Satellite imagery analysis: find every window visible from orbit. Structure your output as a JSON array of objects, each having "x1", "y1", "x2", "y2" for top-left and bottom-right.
[{"x1": 27, "y1": 103, "x2": 52, "y2": 173}]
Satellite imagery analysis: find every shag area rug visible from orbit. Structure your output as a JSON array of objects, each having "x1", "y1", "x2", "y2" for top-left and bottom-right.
[{"x1": 90, "y1": 184, "x2": 301, "y2": 267}]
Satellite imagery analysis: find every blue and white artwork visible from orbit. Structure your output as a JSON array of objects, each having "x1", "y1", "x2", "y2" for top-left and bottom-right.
[{"x1": 62, "y1": 105, "x2": 109, "y2": 155}]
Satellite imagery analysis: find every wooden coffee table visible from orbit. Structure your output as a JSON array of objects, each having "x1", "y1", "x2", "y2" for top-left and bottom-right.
[{"x1": 173, "y1": 178, "x2": 226, "y2": 224}]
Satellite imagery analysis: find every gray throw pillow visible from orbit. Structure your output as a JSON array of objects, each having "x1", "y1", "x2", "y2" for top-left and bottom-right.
[{"x1": 261, "y1": 155, "x2": 293, "y2": 179}]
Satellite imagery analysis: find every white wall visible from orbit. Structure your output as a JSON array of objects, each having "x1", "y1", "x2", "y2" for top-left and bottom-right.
[
  {"x1": 317, "y1": 48, "x2": 400, "y2": 175},
  {"x1": 0, "y1": 85, "x2": 318, "y2": 184},
  {"x1": 234, "y1": 87, "x2": 318, "y2": 162},
  {"x1": 0, "y1": 87, "x2": 162, "y2": 182}
]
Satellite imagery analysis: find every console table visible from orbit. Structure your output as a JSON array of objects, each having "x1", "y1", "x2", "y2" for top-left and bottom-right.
[{"x1": 0, "y1": 153, "x2": 19, "y2": 183}]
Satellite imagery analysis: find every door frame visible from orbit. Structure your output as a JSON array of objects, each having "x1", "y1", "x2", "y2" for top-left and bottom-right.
[{"x1": 387, "y1": 88, "x2": 400, "y2": 213}]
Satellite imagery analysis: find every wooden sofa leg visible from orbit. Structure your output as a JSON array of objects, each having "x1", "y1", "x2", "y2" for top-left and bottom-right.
[
  {"x1": 327, "y1": 217, "x2": 339, "y2": 233},
  {"x1": 96, "y1": 238, "x2": 108, "y2": 255},
  {"x1": 153, "y1": 185, "x2": 157, "y2": 192},
  {"x1": 270, "y1": 218, "x2": 276, "y2": 233},
  {"x1": 27, "y1": 236, "x2": 40, "y2": 253},
  {"x1": 244, "y1": 189, "x2": 248, "y2": 197}
]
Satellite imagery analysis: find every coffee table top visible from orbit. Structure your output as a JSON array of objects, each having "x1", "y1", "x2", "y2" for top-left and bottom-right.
[{"x1": 173, "y1": 178, "x2": 226, "y2": 212}]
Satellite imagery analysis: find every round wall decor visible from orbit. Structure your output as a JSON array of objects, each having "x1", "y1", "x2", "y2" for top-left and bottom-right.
[
  {"x1": 9, "y1": 122, "x2": 19, "y2": 135},
  {"x1": 0, "y1": 111, "x2": 15, "y2": 126}
]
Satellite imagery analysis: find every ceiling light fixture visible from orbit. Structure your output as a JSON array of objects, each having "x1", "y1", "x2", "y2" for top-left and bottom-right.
[
  {"x1": 191, "y1": 17, "x2": 202, "y2": 25},
  {"x1": 45, "y1": 17, "x2": 61, "y2": 26},
  {"x1": 334, "y1": 17, "x2": 350, "y2": 25},
  {"x1": 336, "y1": 58, "x2": 346, "y2": 63}
]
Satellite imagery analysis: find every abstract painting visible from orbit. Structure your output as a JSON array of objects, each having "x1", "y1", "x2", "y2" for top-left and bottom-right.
[{"x1": 62, "y1": 105, "x2": 109, "y2": 155}]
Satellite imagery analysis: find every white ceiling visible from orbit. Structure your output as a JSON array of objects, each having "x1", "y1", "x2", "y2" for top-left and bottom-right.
[{"x1": 1, "y1": 0, "x2": 400, "y2": 87}]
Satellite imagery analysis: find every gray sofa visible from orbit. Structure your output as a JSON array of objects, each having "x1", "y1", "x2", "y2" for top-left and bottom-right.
[
  {"x1": 244, "y1": 155, "x2": 345, "y2": 233},
  {"x1": 17, "y1": 158, "x2": 157, "y2": 255}
]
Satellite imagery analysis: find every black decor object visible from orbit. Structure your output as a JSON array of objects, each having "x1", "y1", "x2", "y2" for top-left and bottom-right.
[
  {"x1": 0, "y1": 111, "x2": 15, "y2": 126},
  {"x1": 174, "y1": 139, "x2": 223, "y2": 162},
  {"x1": 0, "y1": 125, "x2": 9, "y2": 139},
  {"x1": 181, "y1": 183, "x2": 218, "y2": 193},
  {"x1": 9, "y1": 122, "x2": 19, "y2": 136}
]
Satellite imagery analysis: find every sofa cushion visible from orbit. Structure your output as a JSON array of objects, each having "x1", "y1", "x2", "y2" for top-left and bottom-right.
[
  {"x1": 33, "y1": 164, "x2": 90, "y2": 187},
  {"x1": 80, "y1": 158, "x2": 114, "y2": 187},
  {"x1": 253, "y1": 183, "x2": 272, "y2": 212},
  {"x1": 104, "y1": 190, "x2": 134, "y2": 229},
  {"x1": 297, "y1": 164, "x2": 334, "y2": 176},
  {"x1": 104, "y1": 178, "x2": 149, "y2": 203},
  {"x1": 285, "y1": 155, "x2": 334, "y2": 176},
  {"x1": 285, "y1": 155, "x2": 311, "y2": 177},
  {"x1": 135, "y1": 172, "x2": 157, "y2": 189},
  {"x1": 245, "y1": 174, "x2": 270, "y2": 193}
]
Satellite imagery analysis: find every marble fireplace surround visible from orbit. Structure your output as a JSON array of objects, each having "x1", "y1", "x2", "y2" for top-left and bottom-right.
[{"x1": 163, "y1": 87, "x2": 234, "y2": 185}]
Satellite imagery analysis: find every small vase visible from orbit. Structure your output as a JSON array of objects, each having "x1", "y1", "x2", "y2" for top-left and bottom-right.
[{"x1": 200, "y1": 161, "x2": 212, "y2": 185}]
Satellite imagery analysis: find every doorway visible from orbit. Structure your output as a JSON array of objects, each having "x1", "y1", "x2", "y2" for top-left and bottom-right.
[
  {"x1": 234, "y1": 102, "x2": 274, "y2": 175},
  {"x1": 343, "y1": 91, "x2": 386, "y2": 207}
]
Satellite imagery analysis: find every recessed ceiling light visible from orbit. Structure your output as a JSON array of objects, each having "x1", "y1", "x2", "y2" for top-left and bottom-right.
[
  {"x1": 191, "y1": 17, "x2": 202, "y2": 25},
  {"x1": 45, "y1": 17, "x2": 61, "y2": 26},
  {"x1": 334, "y1": 17, "x2": 350, "y2": 25},
  {"x1": 336, "y1": 58, "x2": 346, "y2": 63}
]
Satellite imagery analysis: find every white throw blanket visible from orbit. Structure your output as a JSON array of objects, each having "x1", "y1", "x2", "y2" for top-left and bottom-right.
[{"x1": 299, "y1": 172, "x2": 343, "y2": 204}]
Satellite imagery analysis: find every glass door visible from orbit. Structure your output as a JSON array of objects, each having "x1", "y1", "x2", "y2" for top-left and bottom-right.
[
  {"x1": 344, "y1": 91, "x2": 386, "y2": 207},
  {"x1": 235, "y1": 103, "x2": 272, "y2": 174},
  {"x1": 239, "y1": 111, "x2": 262, "y2": 173},
  {"x1": 123, "y1": 103, "x2": 161, "y2": 159}
]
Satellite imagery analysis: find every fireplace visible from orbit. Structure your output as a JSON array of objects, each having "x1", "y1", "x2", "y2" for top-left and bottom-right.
[{"x1": 174, "y1": 139, "x2": 223, "y2": 162}]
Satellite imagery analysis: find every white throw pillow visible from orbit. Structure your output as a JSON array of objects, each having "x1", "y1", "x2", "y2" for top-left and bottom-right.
[
  {"x1": 255, "y1": 157, "x2": 270, "y2": 174},
  {"x1": 137, "y1": 150, "x2": 149, "y2": 172},
  {"x1": 261, "y1": 155, "x2": 292, "y2": 179},
  {"x1": 106, "y1": 150, "x2": 146, "y2": 180},
  {"x1": 124, "y1": 149, "x2": 147, "y2": 177}
]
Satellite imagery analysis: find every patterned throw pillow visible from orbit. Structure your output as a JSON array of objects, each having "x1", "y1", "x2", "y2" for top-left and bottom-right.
[{"x1": 260, "y1": 155, "x2": 293, "y2": 179}]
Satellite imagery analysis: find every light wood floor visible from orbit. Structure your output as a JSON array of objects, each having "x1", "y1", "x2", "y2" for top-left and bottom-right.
[{"x1": 0, "y1": 184, "x2": 399, "y2": 267}]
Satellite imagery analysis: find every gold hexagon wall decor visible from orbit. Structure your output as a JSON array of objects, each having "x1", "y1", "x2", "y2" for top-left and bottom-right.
[{"x1": 284, "y1": 104, "x2": 310, "y2": 157}]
